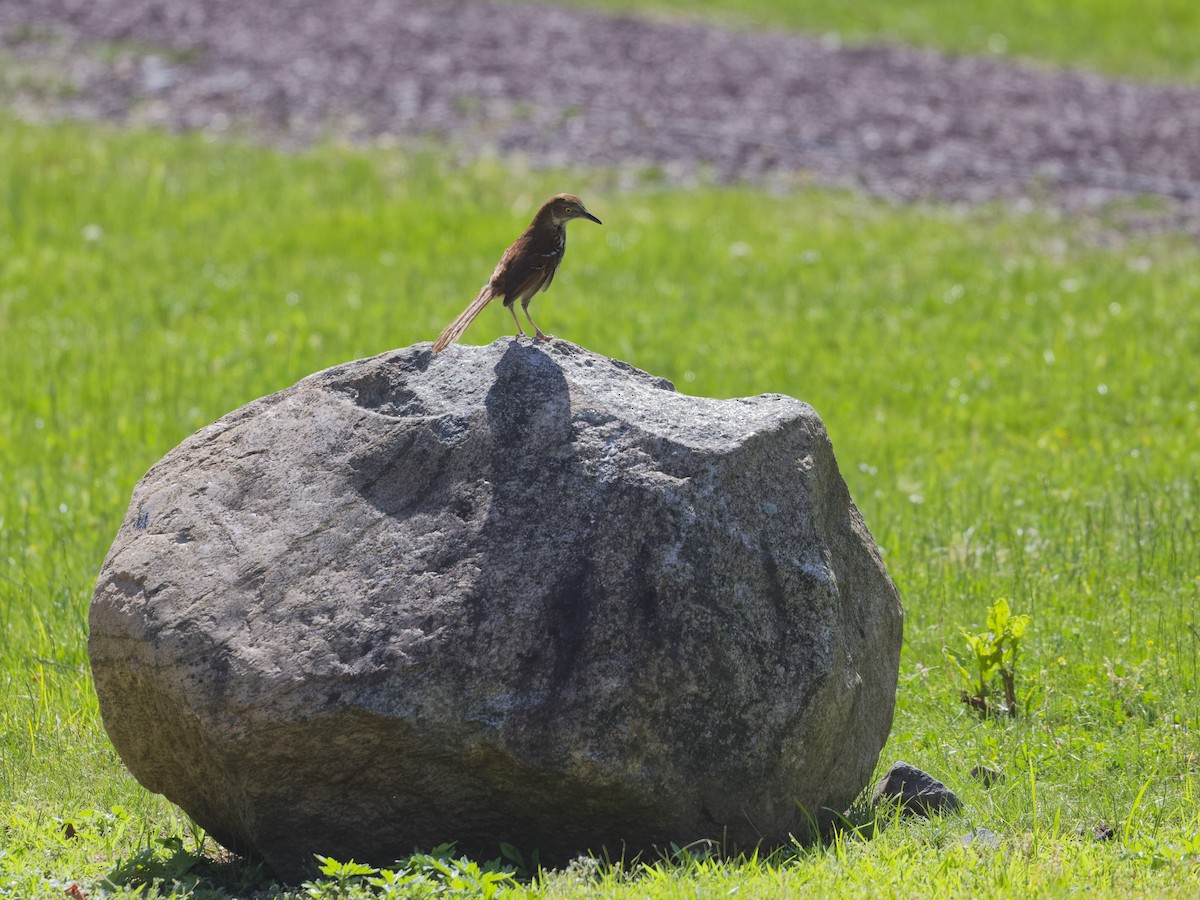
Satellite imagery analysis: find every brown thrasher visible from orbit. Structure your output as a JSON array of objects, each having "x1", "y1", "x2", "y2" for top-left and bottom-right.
[{"x1": 432, "y1": 193, "x2": 602, "y2": 352}]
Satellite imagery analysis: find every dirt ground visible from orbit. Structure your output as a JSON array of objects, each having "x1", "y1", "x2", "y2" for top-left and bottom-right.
[{"x1": 3, "y1": 0, "x2": 1200, "y2": 229}]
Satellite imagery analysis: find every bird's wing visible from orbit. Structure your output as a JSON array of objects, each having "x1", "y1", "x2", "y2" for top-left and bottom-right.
[
  {"x1": 539, "y1": 257, "x2": 558, "y2": 293},
  {"x1": 502, "y1": 248, "x2": 562, "y2": 303}
]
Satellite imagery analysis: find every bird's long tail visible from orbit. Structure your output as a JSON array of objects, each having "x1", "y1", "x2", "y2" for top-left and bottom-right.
[{"x1": 432, "y1": 284, "x2": 495, "y2": 353}]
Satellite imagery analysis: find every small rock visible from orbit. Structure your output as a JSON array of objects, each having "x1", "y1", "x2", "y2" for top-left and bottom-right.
[
  {"x1": 969, "y1": 764, "x2": 1003, "y2": 787},
  {"x1": 871, "y1": 762, "x2": 963, "y2": 817}
]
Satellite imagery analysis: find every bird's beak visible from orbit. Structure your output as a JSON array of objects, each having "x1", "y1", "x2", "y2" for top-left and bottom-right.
[{"x1": 581, "y1": 210, "x2": 602, "y2": 225}]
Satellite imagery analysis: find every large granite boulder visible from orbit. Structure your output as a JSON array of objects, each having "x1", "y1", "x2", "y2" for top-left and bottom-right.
[{"x1": 89, "y1": 340, "x2": 903, "y2": 882}]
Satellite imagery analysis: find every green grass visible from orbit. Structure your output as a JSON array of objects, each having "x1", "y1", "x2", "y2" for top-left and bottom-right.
[
  {"x1": 539, "y1": 0, "x2": 1200, "y2": 82},
  {"x1": 1, "y1": 119, "x2": 1199, "y2": 897}
]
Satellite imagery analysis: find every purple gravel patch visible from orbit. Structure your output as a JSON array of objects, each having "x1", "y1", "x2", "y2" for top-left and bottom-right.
[{"x1": 3, "y1": 0, "x2": 1200, "y2": 226}]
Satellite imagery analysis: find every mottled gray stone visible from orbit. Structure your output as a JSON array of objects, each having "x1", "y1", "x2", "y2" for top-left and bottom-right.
[{"x1": 89, "y1": 340, "x2": 903, "y2": 882}]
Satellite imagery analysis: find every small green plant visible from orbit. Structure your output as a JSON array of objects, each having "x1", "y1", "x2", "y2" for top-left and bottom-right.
[
  {"x1": 498, "y1": 841, "x2": 541, "y2": 879},
  {"x1": 302, "y1": 845, "x2": 517, "y2": 898},
  {"x1": 307, "y1": 855, "x2": 379, "y2": 897},
  {"x1": 944, "y1": 598, "x2": 1031, "y2": 718}
]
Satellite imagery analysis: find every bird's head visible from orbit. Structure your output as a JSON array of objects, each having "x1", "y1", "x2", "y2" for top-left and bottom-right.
[{"x1": 543, "y1": 193, "x2": 602, "y2": 226}]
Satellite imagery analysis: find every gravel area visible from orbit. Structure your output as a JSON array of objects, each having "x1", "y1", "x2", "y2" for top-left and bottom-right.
[{"x1": 4, "y1": 0, "x2": 1200, "y2": 225}]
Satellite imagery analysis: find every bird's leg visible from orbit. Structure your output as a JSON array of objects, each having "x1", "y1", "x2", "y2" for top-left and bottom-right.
[
  {"x1": 522, "y1": 298, "x2": 553, "y2": 342},
  {"x1": 508, "y1": 304, "x2": 528, "y2": 339}
]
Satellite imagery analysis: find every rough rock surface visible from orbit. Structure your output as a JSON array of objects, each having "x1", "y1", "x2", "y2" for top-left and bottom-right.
[
  {"x1": 871, "y1": 762, "x2": 963, "y2": 817},
  {"x1": 89, "y1": 340, "x2": 903, "y2": 881}
]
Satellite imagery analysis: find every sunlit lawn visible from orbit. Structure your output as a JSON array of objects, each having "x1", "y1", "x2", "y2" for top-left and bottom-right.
[{"x1": 1, "y1": 119, "x2": 1198, "y2": 896}]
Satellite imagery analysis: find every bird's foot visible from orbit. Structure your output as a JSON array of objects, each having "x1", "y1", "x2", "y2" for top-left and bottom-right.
[{"x1": 535, "y1": 331, "x2": 554, "y2": 342}]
